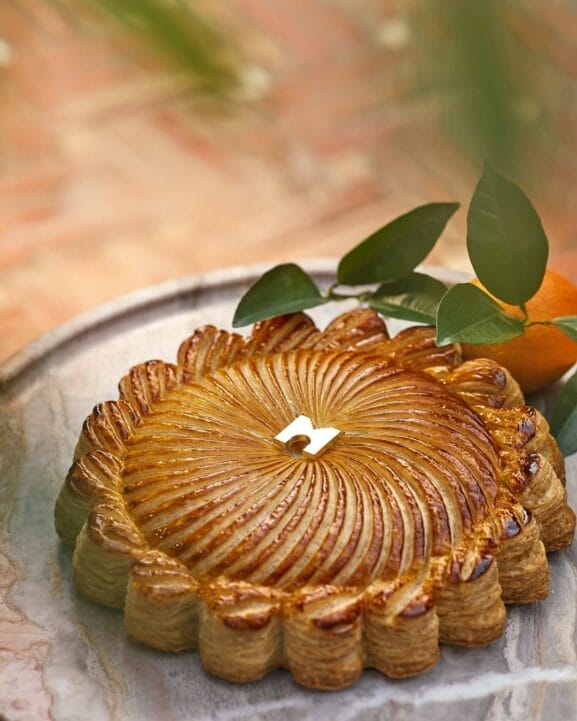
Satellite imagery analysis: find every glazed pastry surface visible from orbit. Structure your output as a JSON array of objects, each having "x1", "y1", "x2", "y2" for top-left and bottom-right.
[{"x1": 55, "y1": 309, "x2": 576, "y2": 689}]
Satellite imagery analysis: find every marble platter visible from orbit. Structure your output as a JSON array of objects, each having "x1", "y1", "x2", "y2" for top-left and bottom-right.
[{"x1": 1, "y1": 261, "x2": 577, "y2": 721}]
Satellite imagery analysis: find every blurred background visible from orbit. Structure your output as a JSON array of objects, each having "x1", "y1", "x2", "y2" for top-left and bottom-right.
[{"x1": 1, "y1": 0, "x2": 577, "y2": 362}]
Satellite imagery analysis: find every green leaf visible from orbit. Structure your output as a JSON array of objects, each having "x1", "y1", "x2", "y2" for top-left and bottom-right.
[
  {"x1": 552, "y1": 316, "x2": 577, "y2": 343},
  {"x1": 232, "y1": 264, "x2": 327, "y2": 327},
  {"x1": 436, "y1": 283, "x2": 525, "y2": 345},
  {"x1": 549, "y1": 368, "x2": 577, "y2": 456},
  {"x1": 337, "y1": 202, "x2": 460, "y2": 285},
  {"x1": 368, "y1": 273, "x2": 447, "y2": 325},
  {"x1": 467, "y1": 162, "x2": 548, "y2": 305}
]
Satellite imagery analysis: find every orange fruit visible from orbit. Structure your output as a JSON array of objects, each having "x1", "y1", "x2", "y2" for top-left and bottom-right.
[{"x1": 461, "y1": 269, "x2": 577, "y2": 394}]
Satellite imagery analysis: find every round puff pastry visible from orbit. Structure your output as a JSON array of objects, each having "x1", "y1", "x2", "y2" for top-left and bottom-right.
[{"x1": 54, "y1": 309, "x2": 576, "y2": 690}]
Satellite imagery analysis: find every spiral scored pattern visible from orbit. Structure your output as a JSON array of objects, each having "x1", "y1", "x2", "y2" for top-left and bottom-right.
[
  {"x1": 54, "y1": 309, "x2": 576, "y2": 689},
  {"x1": 123, "y1": 352, "x2": 500, "y2": 590}
]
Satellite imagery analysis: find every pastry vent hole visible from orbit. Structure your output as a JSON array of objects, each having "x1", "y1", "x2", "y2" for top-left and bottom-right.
[{"x1": 286, "y1": 435, "x2": 311, "y2": 454}]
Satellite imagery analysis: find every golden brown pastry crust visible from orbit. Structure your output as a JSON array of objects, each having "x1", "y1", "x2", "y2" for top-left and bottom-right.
[{"x1": 54, "y1": 309, "x2": 576, "y2": 689}]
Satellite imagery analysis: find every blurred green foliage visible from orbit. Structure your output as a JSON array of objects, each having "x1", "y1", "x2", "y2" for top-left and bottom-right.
[
  {"x1": 89, "y1": 0, "x2": 240, "y2": 95},
  {"x1": 410, "y1": 0, "x2": 553, "y2": 176},
  {"x1": 79, "y1": 0, "x2": 562, "y2": 174}
]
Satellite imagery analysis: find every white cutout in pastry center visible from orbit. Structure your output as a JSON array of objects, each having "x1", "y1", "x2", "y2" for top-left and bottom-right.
[{"x1": 275, "y1": 415, "x2": 341, "y2": 458}]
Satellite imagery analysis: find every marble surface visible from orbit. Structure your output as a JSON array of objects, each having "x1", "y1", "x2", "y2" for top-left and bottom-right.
[{"x1": 1, "y1": 262, "x2": 577, "y2": 721}]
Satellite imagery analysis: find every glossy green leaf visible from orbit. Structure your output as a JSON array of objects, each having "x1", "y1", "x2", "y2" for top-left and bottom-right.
[
  {"x1": 232, "y1": 264, "x2": 327, "y2": 327},
  {"x1": 549, "y1": 368, "x2": 577, "y2": 456},
  {"x1": 368, "y1": 272, "x2": 447, "y2": 325},
  {"x1": 337, "y1": 202, "x2": 460, "y2": 285},
  {"x1": 467, "y1": 163, "x2": 548, "y2": 305},
  {"x1": 436, "y1": 283, "x2": 525, "y2": 345},
  {"x1": 552, "y1": 316, "x2": 577, "y2": 343}
]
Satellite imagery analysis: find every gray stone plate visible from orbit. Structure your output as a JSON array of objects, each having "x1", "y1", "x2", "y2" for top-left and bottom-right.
[{"x1": 1, "y1": 261, "x2": 576, "y2": 721}]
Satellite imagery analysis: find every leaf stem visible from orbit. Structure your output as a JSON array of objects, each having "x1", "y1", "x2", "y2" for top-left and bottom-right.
[
  {"x1": 325, "y1": 285, "x2": 365, "y2": 302},
  {"x1": 526, "y1": 320, "x2": 552, "y2": 328},
  {"x1": 518, "y1": 303, "x2": 529, "y2": 320}
]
